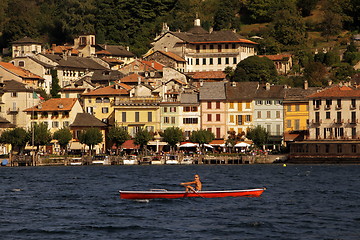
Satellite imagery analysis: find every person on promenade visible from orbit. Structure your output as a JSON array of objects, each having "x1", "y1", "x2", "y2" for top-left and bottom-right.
[{"x1": 180, "y1": 174, "x2": 202, "y2": 192}]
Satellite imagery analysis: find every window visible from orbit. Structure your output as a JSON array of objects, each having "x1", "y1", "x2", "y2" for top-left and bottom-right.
[
  {"x1": 276, "y1": 111, "x2": 280, "y2": 118},
  {"x1": 209, "y1": 58, "x2": 213, "y2": 65},
  {"x1": 19, "y1": 61, "x2": 25, "y2": 67},
  {"x1": 103, "y1": 97, "x2": 110, "y2": 103},
  {"x1": 170, "y1": 107, "x2": 176, "y2": 112},
  {"x1": 352, "y1": 127, "x2": 356, "y2": 137},
  {"x1": 337, "y1": 112, "x2": 342, "y2": 123},
  {"x1": 171, "y1": 117, "x2": 175, "y2": 124},
  {"x1": 351, "y1": 99, "x2": 356, "y2": 108},
  {"x1": 267, "y1": 111, "x2": 271, "y2": 118},
  {"x1": 352, "y1": 144, "x2": 357, "y2": 153},
  {"x1": 225, "y1": 58, "x2": 229, "y2": 64},
  {"x1": 232, "y1": 43, "x2": 236, "y2": 49},
  {"x1": 351, "y1": 112, "x2": 356, "y2": 123},
  {"x1": 207, "y1": 114, "x2": 212, "y2": 122},
  {"x1": 196, "y1": 45, "x2": 200, "y2": 53},
  {"x1": 287, "y1": 105, "x2": 292, "y2": 112},
  {"x1": 237, "y1": 115, "x2": 242, "y2": 125},
  {"x1": 246, "y1": 115, "x2": 251, "y2": 122},
  {"x1": 191, "y1": 106, "x2": 198, "y2": 112},
  {"x1": 233, "y1": 57, "x2": 237, "y2": 64},
  {"x1": 295, "y1": 105, "x2": 300, "y2": 111},
  {"x1": 203, "y1": 58, "x2": 206, "y2": 65},
  {"x1": 164, "y1": 117, "x2": 169, "y2": 123},
  {"x1": 102, "y1": 107, "x2": 109, "y2": 114},
  {"x1": 216, "y1": 102, "x2": 220, "y2": 109},
  {"x1": 256, "y1": 100, "x2": 262, "y2": 105},
  {"x1": 122, "y1": 112, "x2": 126, "y2": 122},
  {"x1": 148, "y1": 112, "x2": 152, "y2": 122},
  {"x1": 11, "y1": 92, "x2": 17, "y2": 98},
  {"x1": 295, "y1": 119, "x2": 300, "y2": 130},
  {"x1": 96, "y1": 97, "x2": 102, "y2": 103},
  {"x1": 183, "y1": 118, "x2": 198, "y2": 124},
  {"x1": 207, "y1": 102, "x2": 212, "y2": 109},
  {"x1": 52, "y1": 121, "x2": 59, "y2": 128},
  {"x1": 216, "y1": 114, "x2": 220, "y2": 121},
  {"x1": 210, "y1": 44, "x2": 214, "y2": 50},
  {"x1": 87, "y1": 107, "x2": 93, "y2": 114},
  {"x1": 218, "y1": 45, "x2": 222, "y2": 52},
  {"x1": 229, "y1": 102, "x2": 234, "y2": 109},
  {"x1": 326, "y1": 112, "x2": 330, "y2": 119},
  {"x1": 266, "y1": 100, "x2": 271, "y2": 105},
  {"x1": 337, "y1": 99, "x2": 341, "y2": 108},
  {"x1": 164, "y1": 107, "x2": 167, "y2": 112},
  {"x1": 257, "y1": 111, "x2": 261, "y2": 119},
  {"x1": 218, "y1": 58, "x2": 221, "y2": 64},
  {"x1": 135, "y1": 112, "x2": 139, "y2": 122},
  {"x1": 184, "y1": 106, "x2": 190, "y2": 112},
  {"x1": 196, "y1": 59, "x2": 199, "y2": 65},
  {"x1": 287, "y1": 120, "x2": 291, "y2": 128},
  {"x1": 216, "y1": 128, "x2": 221, "y2": 138}
]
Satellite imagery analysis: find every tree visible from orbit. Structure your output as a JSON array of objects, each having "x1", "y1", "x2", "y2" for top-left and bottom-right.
[
  {"x1": 330, "y1": 63, "x2": 356, "y2": 83},
  {"x1": 53, "y1": 128, "x2": 72, "y2": 155},
  {"x1": 28, "y1": 123, "x2": 52, "y2": 152},
  {"x1": 189, "y1": 129, "x2": 215, "y2": 153},
  {"x1": 107, "y1": 125, "x2": 130, "y2": 155},
  {"x1": 233, "y1": 56, "x2": 278, "y2": 83},
  {"x1": 50, "y1": 69, "x2": 61, "y2": 98},
  {"x1": 0, "y1": 128, "x2": 27, "y2": 154},
  {"x1": 162, "y1": 127, "x2": 184, "y2": 152},
  {"x1": 78, "y1": 128, "x2": 103, "y2": 155},
  {"x1": 303, "y1": 62, "x2": 328, "y2": 87},
  {"x1": 297, "y1": 0, "x2": 319, "y2": 17},
  {"x1": 134, "y1": 128, "x2": 153, "y2": 154},
  {"x1": 246, "y1": 126, "x2": 269, "y2": 149}
]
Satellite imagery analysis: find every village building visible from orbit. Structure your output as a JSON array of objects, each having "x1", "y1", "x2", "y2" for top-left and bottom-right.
[
  {"x1": 11, "y1": 37, "x2": 42, "y2": 59},
  {"x1": 199, "y1": 82, "x2": 227, "y2": 139},
  {"x1": 150, "y1": 19, "x2": 257, "y2": 72},
  {"x1": 96, "y1": 44, "x2": 136, "y2": 66},
  {"x1": 179, "y1": 92, "x2": 201, "y2": 139},
  {"x1": 144, "y1": 50, "x2": 187, "y2": 72},
  {"x1": 258, "y1": 54, "x2": 293, "y2": 74},
  {"x1": 0, "y1": 80, "x2": 42, "y2": 128},
  {"x1": 60, "y1": 77, "x2": 96, "y2": 99}
]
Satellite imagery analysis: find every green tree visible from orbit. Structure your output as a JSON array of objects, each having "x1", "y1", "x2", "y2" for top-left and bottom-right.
[
  {"x1": 189, "y1": 129, "x2": 215, "y2": 153},
  {"x1": 78, "y1": 128, "x2": 103, "y2": 155},
  {"x1": 303, "y1": 62, "x2": 328, "y2": 87},
  {"x1": 324, "y1": 51, "x2": 340, "y2": 67},
  {"x1": 134, "y1": 128, "x2": 153, "y2": 154},
  {"x1": 53, "y1": 128, "x2": 72, "y2": 155},
  {"x1": 330, "y1": 63, "x2": 356, "y2": 83},
  {"x1": 162, "y1": 127, "x2": 184, "y2": 152},
  {"x1": 246, "y1": 126, "x2": 269, "y2": 149},
  {"x1": 297, "y1": 0, "x2": 319, "y2": 17},
  {"x1": 28, "y1": 123, "x2": 52, "y2": 151},
  {"x1": 0, "y1": 128, "x2": 27, "y2": 154},
  {"x1": 107, "y1": 125, "x2": 130, "y2": 155},
  {"x1": 50, "y1": 69, "x2": 61, "y2": 98},
  {"x1": 233, "y1": 56, "x2": 278, "y2": 83}
]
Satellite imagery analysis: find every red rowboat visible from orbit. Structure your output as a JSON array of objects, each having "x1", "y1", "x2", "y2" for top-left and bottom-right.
[{"x1": 119, "y1": 188, "x2": 266, "y2": 200}]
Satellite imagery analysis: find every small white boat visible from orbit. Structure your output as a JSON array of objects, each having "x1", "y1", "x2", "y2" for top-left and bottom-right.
[
  {"x1": 92, "y1": 155, "x2": 110, "y2": 165},
  {"x1": 123, "y1": 155, "x2": 138, "y2": 165},
  {"x1": 151, "y1": 156, "x2": 164, "y2": 165},
  {"x1": 165, "y1": 155, "x2": 179, "y2": 165},
  {"x1": 69, "y1": 157, "x2": 82, "y2": 166},
  {"x1": 181, "y1": 157, "x2": 193, "y2": 165}
]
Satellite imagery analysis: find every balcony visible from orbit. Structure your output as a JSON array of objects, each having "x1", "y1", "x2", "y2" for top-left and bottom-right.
[
  {"x1": 324, "y1": 105, "x2": 331, "y2": 110},
  {"x1": 335, "y1": 105, "x2": 342, "y2": 110},
  {"x1": 314, "y1": 105, "x2": 320, "y2": 110},
  {"x1": 333, "y1": 119, "x2": 343, "y2": 124},
  {"x1": 350, "y1": 105, "x2": 356, "y2": 110},
  {"x1": 310, "y1": 119, "x2": 322, "y2": 126},
  {"x1": 113, "y1": 97, "x2": 161, "y2": 106},
  {"x1": 348, "y1": 119, "x2": 358, "y2": 125},
  {"x1": 7, "y1": 108, "x2": 19, "y2": 114}
]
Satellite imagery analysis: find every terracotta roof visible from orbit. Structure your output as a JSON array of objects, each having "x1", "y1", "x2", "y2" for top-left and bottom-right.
[
  {"x1": 119, "y1": 73, "x2": 147, "y2": 83},
  {"x1": 96, "y1": 50, "x2": 112, "y2": 55},
  {"x1": 141, "y1": 60, "x2": 164, "y2": 70},
  {"x1": 307, "y1": 85, "x2": 360, "y2": 98},
  {"x1": 157, "y1": 51, "x2": 186, "y2": 62},
  {"x1": 24, "y1": 98, "x2": 78, "y2": 112},
  {"x1": 70, "y1": 113, "x2": 107, "y2": 127},
  {"x1": 258, "y1": 54, "x2": 292, "y2": 61},
  {"x1": 100, "y1": 57, "x2": 124, "y2": 64},
  {"x1": 0, "y1": 62, "x2": 44, "y2": 80},
  {"x1": 191, "y1": 71, "x2": 226, "y2": 80},
  {"x1": 82, "y1": 83, "x2": 131, "y2": 96},
  {"x1": 46, "y1": 45, "x2": 79, "y2": 55},
  {"x1": 121, "y1": 140, "x2": 140, "y2": 149}
]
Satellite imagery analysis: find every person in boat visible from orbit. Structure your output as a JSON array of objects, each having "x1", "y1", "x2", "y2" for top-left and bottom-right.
[{"x1": 180, "y1": 174, "x2": 202, "y2": 192}]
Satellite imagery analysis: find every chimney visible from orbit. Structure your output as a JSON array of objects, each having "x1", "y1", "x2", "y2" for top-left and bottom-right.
[
  {"x1": 164, "y1": 47, "x2": 168, "y2": 52},
  {"x1": 194, "y1": 18, "x2": 201, "y2": 27},
  {"x1": 265, "y1": 82, "x2": 270, "y2": 90},
  {"x1": 200, "y1": 81, "x2": 204, "y2": 87},
  {"x1": 151, "y1": 62, "x2": 155, "y2": 68},
  {"x1": 138, "y1": 77, "x2": 141, "y2": 85},
  {"x1": 304, "y1": 80, "x2": 308, "y2": 90},
  {"x1": 209, "y1": 27, "x2": 213, "y2": 33}
]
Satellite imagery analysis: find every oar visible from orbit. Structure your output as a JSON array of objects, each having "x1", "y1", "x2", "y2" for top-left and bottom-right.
[{"x1": 191, "y1": 189, "x2": 204, "y2": 198}]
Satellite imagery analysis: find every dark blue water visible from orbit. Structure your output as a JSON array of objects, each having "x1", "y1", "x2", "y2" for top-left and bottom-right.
[{"x1": 1, "y1": 165, "x2": 359, "y2": 240}]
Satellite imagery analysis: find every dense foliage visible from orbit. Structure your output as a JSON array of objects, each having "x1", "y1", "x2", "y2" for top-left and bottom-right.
[
  {"x1": 134, "y1": 128, "x2": 153, "y2": 153},
  {"x1": 107, "y1": 125, "x2": 130, "y2": 154},
  {"x1": 28, "y1": 123, "x2": 52, "y2": 151},
  {"x1": 53, "y1": 128, "x2": 73, "y2": 155},
  {"x1": 0, "y1": 0, "x2": 359, "y2": 56},
  {"x1": 161, "y1": 127, "x2": 184, "y2": 151},
  {"x1": 0, "y1": 128, "x2": 28, "y2": 154},
  {"x1": 246, "y1": 126, "x2": 269, "y2": 149},
  {"x1": 78, "y1": 127, "x2": 103, "y2": 155}
]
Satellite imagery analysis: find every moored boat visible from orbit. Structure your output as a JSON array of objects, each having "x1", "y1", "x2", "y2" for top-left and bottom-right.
[
  {"x1": 123, "y1": 155, "x2": 138, "y2": 165},
  {"x1": 119, "y1": 188, "x2": 266, "y2": 199}
]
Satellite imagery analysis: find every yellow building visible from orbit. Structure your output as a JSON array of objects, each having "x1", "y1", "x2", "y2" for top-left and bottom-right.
[
  {"x1": 225, "y1": 82, "x2": 258, "y2": 136},
  {"x1": 81, "y1": 83, "x2": 132, "y2": 124},
  {"x1": 283, "y1": 84, "x2": 320, "y2": 143}
]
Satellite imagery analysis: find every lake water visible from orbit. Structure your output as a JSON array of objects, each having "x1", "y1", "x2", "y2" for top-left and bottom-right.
[{"x1": 1, "y1": 165, "x2": 359, "y2": 240}]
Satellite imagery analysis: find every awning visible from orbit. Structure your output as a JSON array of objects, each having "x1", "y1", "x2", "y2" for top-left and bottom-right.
[
  {"x1": 69, "y1": 142, "x2": 83, "y2": 150},
  {"x1": 234, "y1": 142, "x2": 251, "y2": 147},
  {"x1": 121, "y1": 140, "x2": 140, "y2": 149},
  {"x1": 179, "y1": 142, "x2": 213, "y2": 148}
]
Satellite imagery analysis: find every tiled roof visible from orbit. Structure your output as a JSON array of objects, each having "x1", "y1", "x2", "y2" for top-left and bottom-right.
[
  {"x1": 100, "y1": 57, "x2": 124, "y2": 65},
  {"x1": 11, "y1": 37, "x2": 42, "y2": 44},
  {"x1": 199, "y1": 82, "x2": 226, "y2": 100},
  {"x1": 91, "y1": 70, "x2": 125, "y2": 82},
  {"x1": 97, "y1": 45, "x2": 135, "y2": 57},
  {"x1": 191, "y1": 71, "x2": 226, "y2": 80},
  {"x1": 121, "y1": 140, "x2": 140, "y2": 149},
  {"x1": 284, "y1": 87, "x2": 321, "y2": 101},
  {"x1": 258, "y1": 54, "x2": 292, "y2": 61},
  {"x1": 24, "y1": 98, "x2": 78, "y2": 112},
  {"x1": 46, "y1": 45, "x2": 79, "y2": 55},
  {"x1": 157, "y1": 51, "x2": 186, "y2": 62},
  {"x1": 81, "y1": 83, "x2": 130, "y2": 96},
  {"x1": 119, "y1": 73, "x2": 149, "y2": 83},
  {"x1": 41, "y1": 54, "x2": 107, "y2": 70},
  {"x1": 0, "y1": 62, "x2": 44, "y2": 80},
  {"x1": 254, "y1": 84, "x2": 286, "y2": 99},
  {"x1": 141, "y1": 60, "x2": 164, "y2": 71},
  {"x1": 226, "y1": 82, "x2": 259, "y2": 101},
  {"x1": 180, "y1": 93, "x2": 199, "y2": 104},
  {"x1": 0, "y1": 116, "x2": 16, "y2": 128},
  {"x1": 3, "y1": 80, "x2": 35, "y2": 92},
  {"x1": 70, "y1": 113, "x2": 107, "y2": 127},
  {"x1": 28, "y1": 57, "x2": 54, "y2": 68},
  {"x1": 171, "y1": 29, "x2": 257, "y2": 45},
  {"x1": 307, "y1": 85, "x2": 360, "y2": 98}
]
